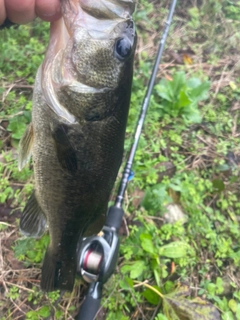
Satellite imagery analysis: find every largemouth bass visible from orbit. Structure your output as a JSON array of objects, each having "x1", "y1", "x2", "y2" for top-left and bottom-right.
[{"x1": 18, "y1": 0, "x2": 136, "y2": 292}]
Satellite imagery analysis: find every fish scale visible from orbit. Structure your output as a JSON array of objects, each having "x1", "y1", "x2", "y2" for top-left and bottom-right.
[{"x1": 18, "y1": 0, "x2": 136, "y2": 292}]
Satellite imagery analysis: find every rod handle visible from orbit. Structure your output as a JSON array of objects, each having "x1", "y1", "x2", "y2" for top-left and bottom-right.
[
  {"x1": 76, "y1": 282, "x2": 102, "y2": 320},
  {"x1": 76, "y1": 295, "x2": 101, "y2": 320}
]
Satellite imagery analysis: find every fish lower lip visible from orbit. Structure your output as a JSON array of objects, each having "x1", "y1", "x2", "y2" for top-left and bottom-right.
[{"x1": 68, "y1": 82, "x2": 110, "y2": 93}]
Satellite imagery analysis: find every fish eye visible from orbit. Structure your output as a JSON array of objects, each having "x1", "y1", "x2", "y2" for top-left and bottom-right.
[{"x1": 115, "y1": 38, "x2": 132, "y2": 60}]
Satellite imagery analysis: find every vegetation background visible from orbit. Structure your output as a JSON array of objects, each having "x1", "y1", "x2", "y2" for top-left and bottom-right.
[{"x1": 0, "y1": 0, "x2": 240, "y2": 319}]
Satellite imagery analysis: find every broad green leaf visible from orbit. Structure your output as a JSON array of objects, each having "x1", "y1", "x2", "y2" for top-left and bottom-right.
[
  {"x1": 228, "y1": 299, "x2": 238, "y2": 313},
  {"x1": 186, "y1": 77, "x2": 202, "y2": 88},
  {"x1": 207, "y1": 283, "x2": 216, "y2": 295},
  {"x1": 157, "y1": 87, "x2": 173, "y2": 102},
  {"x1": 178, "y1": 89, "x2": 191, "y2": 108},
  {"x1": 222, "y1": 311, "x2": 235, "y2": 320},
  {"x1": 170, "y1": 72, "x2": 186, "y2": 96},
  {"x1": 159, "y1": 241, "x2": 190, "y2": 258},
  {"x1": 212, "y1": 179, "x2": 225, "y2": 192},
  {"x1": 143, "y1": 286, "x2": 161, "y2": 305},
  {"x1": 164, "y1": 281, "x2": 175, "y2": 294},
  {"x1": 121, "y1": 260, "x2": 146, "y2": 279},
  {"x1": 8, "y1": 117, "x2": 27, "y2": 140},
  {"x1": 142, "y1": 184, "x2": 170, "y2": 213},
  {"x1": 130, "y1": 260, "x2": 146, "y2": 278},
  {"x1": 140, "y1": 233, "x2": 155, "y2": 255},
  {"x1": 120, "y1": 264, "x2": 132, "y2": 274},
  {"x1": 153, "y1": 268, "x2": 161, "y2": 288},
  {"x1": 189, "y1": 81, "x2": 210, "y2": 102},
  {"x1": 26, "y1": 311, "x2": 39, "y2": 320},
  {"x1": 56, "y1": 310, "x2": 64, "y2": 320},
  {"x1": 120, "y1": 277, "x2": 134, "y2": 290},
  {"x1": 184, "y1": 108, "x2": 202, "y2": 123},
  {"x1": 216, "y1": 164, "x2": 230, "y2": 172},
  {"x1": 39, "y1": 305, "x2": 51, "y2": 317},
  {"x1": 151, "y1": 259, "x2": 161, "y2": 286}
]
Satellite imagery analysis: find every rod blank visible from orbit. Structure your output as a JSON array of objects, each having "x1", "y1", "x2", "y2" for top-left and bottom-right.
[{"x1": 115, "y1": 0, "x2": 178, "y2": 207}]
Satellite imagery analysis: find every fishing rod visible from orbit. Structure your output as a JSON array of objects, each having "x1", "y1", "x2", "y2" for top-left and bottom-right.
[{"x1": 75, "y1": 0, "x2": 177, "y2": 318}]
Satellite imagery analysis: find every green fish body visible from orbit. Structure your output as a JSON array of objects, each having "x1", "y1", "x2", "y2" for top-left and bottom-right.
[{"x1": 19, "y1": 0, "x2": 136, "y2": 291}]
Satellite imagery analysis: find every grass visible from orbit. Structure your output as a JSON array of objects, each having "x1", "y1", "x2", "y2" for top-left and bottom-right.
[{"x1": 0, "y1": 0, "x2": 240, "y2": 319}]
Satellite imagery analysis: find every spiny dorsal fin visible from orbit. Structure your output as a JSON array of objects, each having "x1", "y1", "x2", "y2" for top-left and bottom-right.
[
  {"x1": 18, "y1": 123, "x2": 34, "y2": 171},
  {"x1": 51, "y1": 123, "x2": 78, "y2": 174},
  {"x1": 20, "y1": 191, "x2": 46, "y2": 238}
]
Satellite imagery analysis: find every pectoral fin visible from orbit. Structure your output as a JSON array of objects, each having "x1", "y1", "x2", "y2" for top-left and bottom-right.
[
  {"x1": 51, "y1": 123, "x2": 78, "y2": 174},
  {"x1": 20, "y1": 191, "x2": 46, "y2": 238},
  {"x1": 18, "y1": 123, "x2": 34, "y2": 171}
]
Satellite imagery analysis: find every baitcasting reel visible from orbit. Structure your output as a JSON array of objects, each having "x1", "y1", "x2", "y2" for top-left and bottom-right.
[
  {"x1": 76, "y1": 206, "x2": 124, "y2": 320},
  {"x1": 77, "y1": 226, "x2": 119, "y2": 284}
]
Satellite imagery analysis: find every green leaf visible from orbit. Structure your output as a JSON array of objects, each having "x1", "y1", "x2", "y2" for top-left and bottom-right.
[
  {"x1": 207, "y1": 283, "x2": 216, "y2": 295},
  {"x1": 171, "y1": 72, "x2": 186, "y2": 96},
  {"x1": 130, "y1": 260, "x2": 146, "y2": 278},
  {"x1": 159, "y1": 241, "x2": 190, "y2": 258},
  {"x1": 68, "y1": 306, "x2": 76, "y2": 311},
  {"x1": 188, "y1": 81, "x2": 210, "y2": 102},
  {"x1": 215, "y1": 277, "x2": 224, "y2": 294},
  {"x1": 56, "y1": 310, "x2": 64, "y2": 320},
  {"x1": 143, "y1": 286, "x2": 161, "y2": 305},
  {"x1": 178, "y1": 89, "x2": 192, "y2": 108},
  {"x1": 164, "y1": 281, "x2": 175, "y2": 294},
  {"x1": 217, "y1": 164, "x2": 230, "y2": 172},
  {"x1": 156, "y1": 86, "x2": 173, "y2": 102},
  {"x1": 120, "y1": 277, "x2": 134, "y2": 290},
  {"x1": 212, "y1": 179, "x2": 225, "y2": 192},
  {"x1": 184, "y1": 106, "x2": 202, "y2": 123},
  {"x1": 140, "y1": 233, "x2": 155, "y2": 255},
  {"x1": 39, "y1": 305, "x2": 51, "y2": 317},
  {"x1": 26, "y1": 311, "x2": 39, "y2": 320},
  {"x1": 8, "y1": 118, "x2": 27, "y2": 140},
  {"x1": 151, "y1": 259, "x2": 161, "y2": 286},
  {"x1": 142, "y1": 184, "x2": 170, "y2": 213},
  {"x1": 121, "y1": 260, "x2": 146, "y2": 279},
  {"x1": 186, "y1": 78, "x2": 202, "y2": 88},
  {"x1": 228, "y1": 299, "x2": 238, "y2": 313}
]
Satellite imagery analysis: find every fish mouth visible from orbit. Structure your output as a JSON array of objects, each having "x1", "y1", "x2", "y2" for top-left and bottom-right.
[
  {"x1": 79, "y1": 0, "x2": 135, "y2": 20},
  {"x1": 61, "y1": 0, "x2": 135, "y2": 37}
]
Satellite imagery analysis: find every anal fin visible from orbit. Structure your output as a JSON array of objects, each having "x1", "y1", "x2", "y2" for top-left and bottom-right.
[
  {"x1": 51, "y1": 123, "x2": 78, "y2": 174},
  {"x1": 20, "y1": 191, "x2": 46, "y2": 238},
  {"x1": 18, "y1": 123, "x2": 34, "y2": 171}
]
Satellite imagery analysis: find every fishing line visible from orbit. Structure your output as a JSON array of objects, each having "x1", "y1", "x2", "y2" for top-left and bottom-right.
[{"x1": 76, "y1": 1, "x2": 178, "y2": 319}]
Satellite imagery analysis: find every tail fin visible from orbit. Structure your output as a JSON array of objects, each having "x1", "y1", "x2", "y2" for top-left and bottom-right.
[{"x1": 40, "y1": 246, "x2": 76, "y2": 292}]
